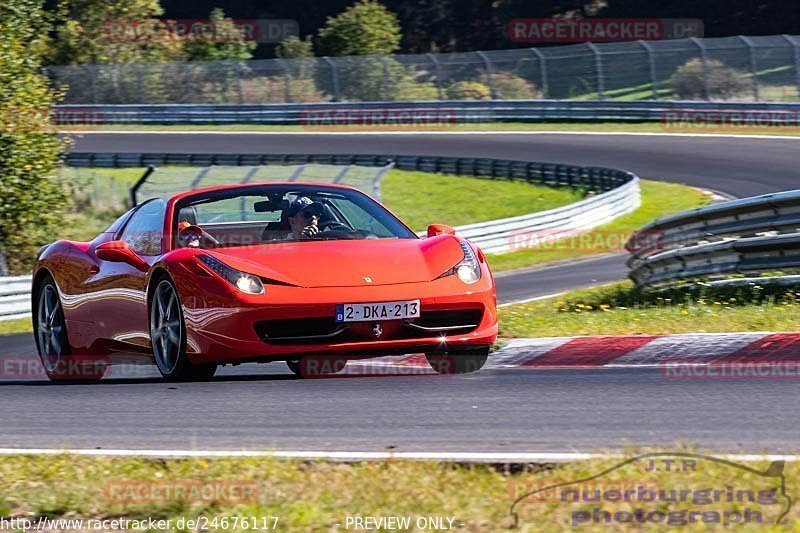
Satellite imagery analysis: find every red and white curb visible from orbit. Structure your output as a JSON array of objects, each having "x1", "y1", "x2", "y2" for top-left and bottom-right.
[
  {"x1": 347, "y1": 332, "x2": 800, "y2": 375},
  {"x1": 489, "y1": 332, "x2": 800, "y2": 369}
]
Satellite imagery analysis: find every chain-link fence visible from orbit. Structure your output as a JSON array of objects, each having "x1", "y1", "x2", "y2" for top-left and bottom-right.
[{"x1": 47, "y1": 35, "x2": 800, "y2": 104}]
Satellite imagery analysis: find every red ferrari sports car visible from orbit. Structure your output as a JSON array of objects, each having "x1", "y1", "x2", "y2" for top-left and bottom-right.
[{"x1": 32, "y1": 182, "x2": 498, "y2": 381}]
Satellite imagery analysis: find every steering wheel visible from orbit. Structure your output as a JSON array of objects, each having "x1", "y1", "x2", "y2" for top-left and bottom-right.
[{"x1": 318, "y1": 220, "x2": 353, "y2": 233}]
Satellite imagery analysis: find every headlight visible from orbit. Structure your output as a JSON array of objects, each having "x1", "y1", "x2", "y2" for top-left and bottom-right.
[
  {"x1": 198, "y1": 255, "x2": 265, "y2": 295},
  {"x1": 437, "y1": 241, "x2": 481, "y2": 285}
]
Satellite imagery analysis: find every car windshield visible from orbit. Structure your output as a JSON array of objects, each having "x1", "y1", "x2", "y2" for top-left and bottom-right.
[{"x1": 173, "y1": 185, "x2": 417, "y2": 249}]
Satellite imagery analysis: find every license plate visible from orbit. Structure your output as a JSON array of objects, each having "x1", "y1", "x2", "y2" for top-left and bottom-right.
[{"x1": 336, "y1": 300, "x2": 420, "y2": 323}]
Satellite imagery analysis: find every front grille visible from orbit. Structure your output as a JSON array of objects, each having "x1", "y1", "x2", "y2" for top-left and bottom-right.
[{"x1": 255, "y1": 308, "x2": 483, "y2": 345}]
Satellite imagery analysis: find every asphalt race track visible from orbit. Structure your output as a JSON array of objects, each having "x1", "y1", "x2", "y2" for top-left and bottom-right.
[
  {"x1": 0, "y1": 131, "x2": 797, "y2": 453},
  {"x1": 68, "y1": 131, "x2": 800, "y2": 196}
]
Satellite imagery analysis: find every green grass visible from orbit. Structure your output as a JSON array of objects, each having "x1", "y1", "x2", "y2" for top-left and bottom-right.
[
  {"x1": 59, "y1": 121, "x2": 800, "y2": 135},
  {"x1": 56, "y1": 166, "x2": 586, "y2": 237},
  {"x1": 486, "y1": 180, "x2": 711, "y2": 273},
  {"x1": 499, "y1": 281, "x2": 800, "y2": 338},
  {"x1": 383, "y1": 170, "x2": 583, "y2": 231},
  {"x1": 0, "y1": 452, "x2": 794, "y2": 531},
  {"x1": 0, "y1": 318, "x2": 31, "y2": 336}
]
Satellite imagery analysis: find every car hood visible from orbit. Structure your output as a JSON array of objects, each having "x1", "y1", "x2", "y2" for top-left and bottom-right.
[{"x1": 204, "y1": 235, "x2": 465, "y2": 288}]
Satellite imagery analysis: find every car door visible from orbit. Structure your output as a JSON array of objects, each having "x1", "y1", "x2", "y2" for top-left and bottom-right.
[{"x1": 89, "y1": 199, "x2": 167, "y2": 352}]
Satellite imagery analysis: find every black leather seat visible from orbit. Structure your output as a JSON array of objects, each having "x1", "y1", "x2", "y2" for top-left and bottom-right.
[
  {"x1": 262, "y1": 212, "x2": 290, "y2": 241},
  {"x1": 177, "y1": 206, "x2": 198, "y2": 226}
]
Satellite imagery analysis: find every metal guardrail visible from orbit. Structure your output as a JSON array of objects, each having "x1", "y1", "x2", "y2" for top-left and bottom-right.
[
  {"x1": 456, "y1": 177, "x2": 639, "y2": 253},
  {"x1": 67, "y1": 152, "x2": 635, "y2": 193},
  {"x1": 626, "y1": 190, "x2": 800, "y2": 287},
  {"x1": 0, "y1": 276, "x2": 33, "y2": 322},
  {"x1": 56, "y1": 99, "x2": 800, "y2": 125}
]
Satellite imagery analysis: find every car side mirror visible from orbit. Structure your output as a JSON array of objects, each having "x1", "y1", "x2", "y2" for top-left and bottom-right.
[
  {"x1": 95, "y1": 240, "x2": 149, "y2": 272},
  {"x1": 427, "y1": 224, "x2": 456, "y2": 238}
]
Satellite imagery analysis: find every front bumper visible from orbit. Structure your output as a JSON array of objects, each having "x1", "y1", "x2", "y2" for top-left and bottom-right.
[{"x1": 178, "y1": 276, "x2": 498, "y2": 364}]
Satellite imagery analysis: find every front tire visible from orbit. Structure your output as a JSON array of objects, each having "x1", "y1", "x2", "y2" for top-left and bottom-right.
[
  {"x1": 150, "y1": 277, "x2": 216, "y2": 381},
  {"x1": 426, "y1": 347, "x2": 489, "y2": 374},
  {"x1": 33, "y1": 274, "x2": 105, "y2": 382}
]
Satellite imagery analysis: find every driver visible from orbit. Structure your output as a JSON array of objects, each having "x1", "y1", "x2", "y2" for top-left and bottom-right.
[{"x1": 285, "y1": 196, "x2": 324, "y2": 240}]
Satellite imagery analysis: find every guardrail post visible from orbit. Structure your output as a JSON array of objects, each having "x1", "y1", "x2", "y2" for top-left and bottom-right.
[
  {"x1": 0, "y1": 250, "x2": 8, "y2": 277},
  {"x1": 322, "y1": 57, "x2": 341, "y2": 102},
  {"x1": 738, "y1": 36, "x2": 760, "y2": 101},
  {"x1": 781, "y1": 35, "x2": 800, "y2": 100},
  {"x1": 586, "y1": 43, "x2": 605, "y2": 100},
  {"x1": 427, "y1": 53, "x2": 444, "y2": 100},
  {"x1": 690, "y1": 37, "x2": 710, "y2": 100},
  {"x1": 377, "y1": 55, "x2": 393, "y2": 101},
  {"x1": 477, "y1": 51, "x2": 496, "y2": 99},
  {"x1": 638, "y1": 41, "x2": 659, "y2": 100},
  {"x1": 530, "y1": 48, "x2": 549, "y2": 98}
]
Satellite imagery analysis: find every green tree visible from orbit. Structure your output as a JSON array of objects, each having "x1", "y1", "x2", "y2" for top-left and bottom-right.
[
  {"x1": 275, "y1": 36, "x2": 315, "y2": 59},
  {"x1": 47, "y1": 0, "x2": 185, "y2": 65},
  {"x1": 0, "y1": 0, "x2": 68, "y2": 274},
  {"x1": 317, "y1": 0, "x2": 401, "y2": 56},
  {"x1": 183, "y1": 8, "x2": 255, "y2": 62}
]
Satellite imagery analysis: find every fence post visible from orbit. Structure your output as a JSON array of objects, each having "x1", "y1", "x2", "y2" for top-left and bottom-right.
[
  {"x1": 530, "y1": 48, "x2": 549, "y2": 98},
  {"x1": 232, "y1": 61, "x2": 244, "y2": 104},
  {"x1": 377, "y1": 55, "x2": 392, "y2": 101},
  {"x1": 322, "y1": 57, "x2": 341, "y2": 102},
  {"x1": 781, "y1": 35, "x2": 800, "y2": 100},
  {"x1": 134, "y1": 63, "x2": 144, "y2": 104},
  {"x1": 586, "y1": 43, "x2": 605, "y2": 100},
  {"x1": 182, "y1": 62, "x2": 194, "y2": 104},
  {"x1": 92, "y1": 173, "x2": 99, "y2": 207},
  {"x1": 427, "y1": 53, "x2": 444, "y2": 100},
  {"x1": 738, "y1": 35, "x2": 759, "y2": 101},
  {"x1": 638, "y1": 40, "x2": 659, "y2": 100},
  {"x1": 476, "y1": 51, "x2": 496, "y2": 99},
  {"x1": 82, "y1": 65, "x2": 98, "y2": 104},
  {"x1": 277, "y1": 58, "x2": 292, "y2": 103},
  {"x1": 690, "y1": 37, "x2": 710, "y2": 100}
]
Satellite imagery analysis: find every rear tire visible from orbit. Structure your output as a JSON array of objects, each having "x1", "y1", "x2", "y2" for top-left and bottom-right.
[
  {"x1": 33, "y1": 274, "x2": 106, "y2": 383},
  {"x1": 426, "y1": 347, "x2": 489, "y2": 375},
  {"x1": 149, "y1": 277, "x2": 216, "y2": 382}
]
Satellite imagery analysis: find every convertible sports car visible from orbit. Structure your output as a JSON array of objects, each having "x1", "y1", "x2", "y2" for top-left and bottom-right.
[{"x1": 32, "y1": 182, "x2": 498, "y2": 381}]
